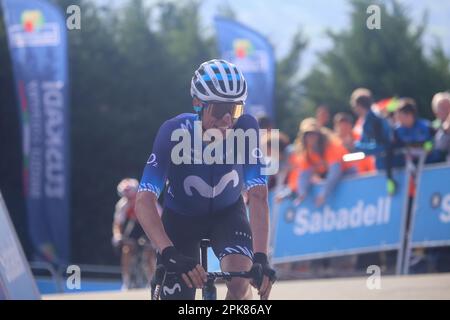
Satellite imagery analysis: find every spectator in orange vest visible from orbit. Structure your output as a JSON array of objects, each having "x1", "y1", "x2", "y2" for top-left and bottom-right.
[
  {"x1": 292, "y1": 118, "x2": 356, "y2": 207},
  {"x1": 333, "y1": 112, "x2": 376, "y2": 174}
]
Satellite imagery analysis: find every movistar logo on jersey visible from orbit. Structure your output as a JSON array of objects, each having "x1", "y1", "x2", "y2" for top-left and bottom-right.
[
  {"x1": 170, "y1": 121, "x2": 279, "y2": 175},
  {"x1": 8, "y1": 10, "x2": 60, "y2": 48},
  {"x1": 184, "y1": 170, "x2": 239, "y2": 198}
]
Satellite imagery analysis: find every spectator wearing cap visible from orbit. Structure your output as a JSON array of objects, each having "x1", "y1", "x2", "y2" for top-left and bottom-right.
[{"x1": 292, "y1": 118, "x2": 356, "y2": 207}]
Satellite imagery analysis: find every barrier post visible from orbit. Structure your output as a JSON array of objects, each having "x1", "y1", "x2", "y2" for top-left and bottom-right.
[
  {"x1": 396, "y1": 166, "x2": 411, "y2": 275},
  {"x1": 402, "y1": 150, "x2": 427, "y2": 275}
]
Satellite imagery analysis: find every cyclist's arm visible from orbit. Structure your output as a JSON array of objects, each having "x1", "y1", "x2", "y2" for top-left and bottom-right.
[
  {"x1": 112, "y1": 201, "x2": 125, "y2": 241},
  {"x1": 112, "y1": 222, "x2": 122, "y2": 239},
  {"x1": 239, "y1": 114, "x2": 270, "y2": 254},
  {"x1": 135, "y1": 120, "x2": 174, "y2": 252},
  {"x1": 136, "y1": 192, "x2": 173, "y2": 252},
  {"x1": 247, "y1": 185, "x2": 269, "y2": 254},
  {"x1": 239, "y1": 114, "x2": 273, "y2": 299}
]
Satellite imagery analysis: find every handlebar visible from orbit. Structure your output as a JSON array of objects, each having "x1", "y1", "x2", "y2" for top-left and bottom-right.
[
  {"x1": 151, "y1": 264, "x2": 263, "y2": 300},
  {"x1": 206, "y1": 265, "x2": 263, "y2": 282}
]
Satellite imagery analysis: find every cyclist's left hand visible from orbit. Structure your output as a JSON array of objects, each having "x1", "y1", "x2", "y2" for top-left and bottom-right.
[{"x1": 250, "y1": 253, "x2": 276, "y2": 300}]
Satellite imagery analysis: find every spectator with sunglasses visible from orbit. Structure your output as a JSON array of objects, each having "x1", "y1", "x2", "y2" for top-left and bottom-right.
[{"x1": 135, "y1": 60, "x2": 276, "y2": 300}]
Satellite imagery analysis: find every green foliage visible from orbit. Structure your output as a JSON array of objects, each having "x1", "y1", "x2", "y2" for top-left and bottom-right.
[{"x1": 275, "y1": 30, "x2": 308, "y2": 138}]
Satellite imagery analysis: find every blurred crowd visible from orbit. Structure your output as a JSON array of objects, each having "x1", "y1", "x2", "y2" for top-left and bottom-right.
[
  {"x1": 260, "y1": 89, "x2": 450, "y2": 278},
  {"x1": 261, "y1": 89, "x2": 450, "y2": 206}
]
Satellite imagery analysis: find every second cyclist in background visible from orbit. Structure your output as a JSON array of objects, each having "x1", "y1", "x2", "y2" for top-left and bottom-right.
[{"x1": 112, "y1": 178, "x2": 158, "y2": 289}]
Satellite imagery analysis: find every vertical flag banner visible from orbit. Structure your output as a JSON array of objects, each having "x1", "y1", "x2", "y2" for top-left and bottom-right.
[
  {"x1": 2, "y1": 0, "x2": 70, "y2": 265},
  {"x1": 214, "y1": 17, "x2": 275, "y2": 120}
]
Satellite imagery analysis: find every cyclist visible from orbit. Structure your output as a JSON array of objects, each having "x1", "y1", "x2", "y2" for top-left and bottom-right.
[
  {"x1": 112, "y1": 178, "x2": 157, "y2": 289},
  {"x1": 135, "y1": 59, "x2": 276, "y2": 300}
]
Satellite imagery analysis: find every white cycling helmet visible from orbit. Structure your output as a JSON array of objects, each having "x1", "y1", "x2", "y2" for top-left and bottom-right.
[
  {"x1": 190, "y1": 59, "x2": 248, "y2": 103},
  {"x1": 117, "y1": 178, "x2": 139, "y2": 197}
]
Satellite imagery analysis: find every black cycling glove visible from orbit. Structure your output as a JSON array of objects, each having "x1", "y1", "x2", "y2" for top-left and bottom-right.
[
  {"x1": 161, "y1": 246, "x2": 198, "y2": 275},
  {"x1": 251, "y1": 252, "x2": 277, "y2": 289}
]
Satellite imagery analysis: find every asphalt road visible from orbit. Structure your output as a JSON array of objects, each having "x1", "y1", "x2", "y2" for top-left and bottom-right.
[{"x1": 43, "y1": 273, "x2": 450, "y2": 300}]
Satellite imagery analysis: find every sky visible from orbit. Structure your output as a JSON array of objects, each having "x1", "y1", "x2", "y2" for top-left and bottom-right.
[{"x1": 102, "y1": 0, "x2": 450, "y2": 75}]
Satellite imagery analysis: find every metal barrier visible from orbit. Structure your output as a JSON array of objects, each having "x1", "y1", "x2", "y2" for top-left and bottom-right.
[
  {"x1": 30, "y1": 262, "x2": 122, "y2": 293},
  {"x1": 29, "y1": 261, "x2": 64, "y2": 293},
  {"x1": 270, "y1": 148, "x2": 450, "y2": 276}
]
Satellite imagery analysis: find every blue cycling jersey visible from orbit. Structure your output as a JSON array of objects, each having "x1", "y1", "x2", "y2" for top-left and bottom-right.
[{"x1": 138, "y1": 113, "x2": 267, "y2": 216}]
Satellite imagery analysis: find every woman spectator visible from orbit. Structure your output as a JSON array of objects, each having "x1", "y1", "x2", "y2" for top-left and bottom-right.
[{"x1": 292, "y1": 118, "x2": 356, "y2": 207}]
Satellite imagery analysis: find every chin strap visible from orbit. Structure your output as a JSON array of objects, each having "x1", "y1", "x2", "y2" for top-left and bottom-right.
[{"x1": 194, "y1": 103, "x2": 207, "y2": 120}]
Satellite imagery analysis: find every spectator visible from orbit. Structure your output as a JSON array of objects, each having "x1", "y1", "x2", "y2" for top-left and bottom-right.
[
  {"x1": 443, "y1": 114, "x2": 450, "y2": 162},
  {"x1": 350, "y1": 88, "x2": 397, "y2": 194},
  {"x1": 333, "y1": 112, "x2": 376, "y2": 174},
  {"x1": 334, "y1": 112, "x2": 355, "y2": 150},
  {"x1": 394, "y1": 98, "x2": 444, "y2": 164},
  {"x1": 258, "y1": 116, "x2": 291, "y2": 191},
  {"x1": 431, "y1": 93, "x2": 450, "y2": 161},
  {"x1": 316, "y1": 105, "x2": 331, "y2": 128},
  {"x1": 292, "y1": 118, "x2": 356, "y2": 207},
  {"x1": 431, "y1": 92, "x2": 450, "y2": 130}
]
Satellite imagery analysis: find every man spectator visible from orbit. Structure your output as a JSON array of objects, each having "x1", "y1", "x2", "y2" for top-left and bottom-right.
[
  {"x1": 350, "y1": 88, "x2": 396, "y2": 194},
  {"x1": 316, "y1": 105, "x2": 331, "y2": 128},
  {"x1": 431, "y1": 92, "x2": 450, "y2": 130},
  {"x1": 394, "y1": 98, "x2": 444, "y2": 164},
  {"x1": 431, "y1": 92, "x2": 450, "y2": 161},
  {"x1": 333, "y1": 112, "x2": 375, "y2": 174}
]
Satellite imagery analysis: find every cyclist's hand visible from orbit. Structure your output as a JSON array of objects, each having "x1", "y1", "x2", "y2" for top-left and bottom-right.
[
  {"x1": 112, "y1": 235, "x2": 122, "y2": 248},
  {"x1": 161, "y1": 246, "x2": 207, "y2": 289},
  {"x1": 250, "y1": 253, "x2": 276, "y2": 300}
]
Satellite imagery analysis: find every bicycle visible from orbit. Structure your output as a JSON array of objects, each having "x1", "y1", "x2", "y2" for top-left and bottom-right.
[
  {"x1": 151, "y1": 239, "x2": 263, "y2": 300},
  {"x1": 128, "y1": 237, "x2": 153, "y2": 289},
  {"x1": 114, "y1": 236, "x2": 156, "y2": 290}
]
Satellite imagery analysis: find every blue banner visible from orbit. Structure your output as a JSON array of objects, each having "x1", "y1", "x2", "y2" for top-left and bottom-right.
[
  {"x1": 411, "y1": 164, "x2": 450, "y2": 246},
  {"x1": 272, "y1": 171, "x2": 408, "y2": 263},
  {"x1": 214, "y1": 17, "x2": 275, "y2": 120},
  {"x1": 2, "y1": 0, "x2": 70, "y2": 264}
]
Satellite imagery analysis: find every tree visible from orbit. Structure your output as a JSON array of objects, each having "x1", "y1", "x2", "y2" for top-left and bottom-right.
[
  {"x1": 303, "y1": 0, "x2": 450, "y2": 119},
  {"x1": 275, "y1": 30, "x2": 308, "y2": 138}
]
